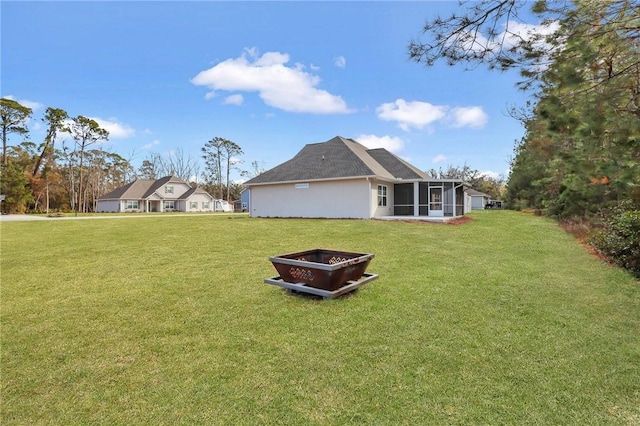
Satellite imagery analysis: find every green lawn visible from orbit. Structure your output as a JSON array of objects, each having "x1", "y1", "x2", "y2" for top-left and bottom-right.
[{"x1": 2, "y1": 211, "x2": 638, "y2": 425}]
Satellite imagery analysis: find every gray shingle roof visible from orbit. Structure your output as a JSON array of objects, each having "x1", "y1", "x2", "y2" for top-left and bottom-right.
[
  {"x1": 98, "y1": 179, "x2": 156, "y2": 200},
  {"x1": 98, "y1": 176, "x2": 193, "y2": 200},
  {"x1": 466, "y1": 188, "x2": 490, "y2": 197},
  {"x1": 366, "y1": 148, "x2": 429, "y2": 180},
  {"x1": 245, "y1": 136, "x2": 428, "y2": 185},
  {"x1": 178, "y1": 186, "x2": 214, "y2": 200}
]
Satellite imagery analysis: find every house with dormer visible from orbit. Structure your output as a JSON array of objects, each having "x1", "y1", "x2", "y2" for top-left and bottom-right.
[{"x1": 96, "y1": 176, "x2": 218, "y2": 213}]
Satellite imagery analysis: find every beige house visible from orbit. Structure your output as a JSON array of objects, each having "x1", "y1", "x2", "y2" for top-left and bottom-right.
[
  {"x1": 97, "y1": 176, "x2": 217, "y2": 213},
  {"x1": 244, "y1": 136, "x2": 470, "y2": 220}
]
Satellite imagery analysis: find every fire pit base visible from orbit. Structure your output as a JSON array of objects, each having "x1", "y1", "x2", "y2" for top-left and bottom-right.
[{"x1": 264, "y1": 272, "x2": 378, "y2": 299}]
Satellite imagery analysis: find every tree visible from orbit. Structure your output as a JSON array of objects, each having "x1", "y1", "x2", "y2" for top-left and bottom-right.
[
  {"x1": 201, "y1": 137, "x2": 244, "y2": 201},
  {"x1": 411, "y1": 0, "x2": 640, "y2": 217},
  {"x1": 202, "y1": 137, "x2": 225, "y2": 199},
  {"x1": 68, "y1": 116, "x2": 109, "y2": 214},
  {"x1": 32, "y1": 107, "x2": 68, "y2": 178},
  {"x1": 409, "y1": 0, "x2": 639, "y2": 92},
  {"x1": 1, "y1": 143, "x2": 37, "y2": 213},
  {"x1": 222, "y1": 139, "x2": 243, "y2": 201},
  {"x1": 241, "y1": 160, "x2": 267, "y2": 179},
  {"x1": 138, "y1": 158, "x2": 159, "y2": 180},
  {"x1": 427, "y1": 164, "x2": 505, "y2": 200},
  {"x1": 0, "y1": 98, "x2": 32, "y2": 165}
]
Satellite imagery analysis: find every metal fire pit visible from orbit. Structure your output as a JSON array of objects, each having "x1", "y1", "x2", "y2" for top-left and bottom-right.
[{"x1": 265, "y1": 248, "x2": 378, "y2": 298}]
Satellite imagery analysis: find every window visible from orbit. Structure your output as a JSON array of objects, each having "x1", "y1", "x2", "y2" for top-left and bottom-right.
[
  {"x1": 164, "y1": 201, "x2": 175, "y2": 210},
  {"x1": 165, "y1": 185, "x2": 174, "y2": 194},
  {"x1": 190, "y1": 201, "x2": 198, "y2": 209},
  {"x1": 202, "y1": 201, "x2": 210, "y2": 209},
  {"x1": 377, "y1": 185, "x2": 387, "y2": 207},
  {"x1": 295, "y1": 183, "x2": 309, "y2": 189},
  {"x1": 126, "y1": 200, "x2": 139, "y2": 210}
]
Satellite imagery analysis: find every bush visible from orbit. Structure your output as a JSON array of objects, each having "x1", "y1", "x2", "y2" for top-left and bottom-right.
[{"x1": 589, "y1": 201, "x2": 640, "y2": 278}]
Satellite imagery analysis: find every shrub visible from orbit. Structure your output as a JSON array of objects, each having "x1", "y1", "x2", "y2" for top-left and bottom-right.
[{"x1": 589, "y1": 201, "x2": 640, "y2": 278}]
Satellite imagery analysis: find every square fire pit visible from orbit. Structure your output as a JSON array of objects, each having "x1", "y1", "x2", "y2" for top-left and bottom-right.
[{"x1": 264, "y1": 248, "x2": 378, "y2": 298}]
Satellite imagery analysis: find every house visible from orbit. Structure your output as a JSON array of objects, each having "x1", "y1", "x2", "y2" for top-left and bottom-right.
[
  {"x1": 240, "y1": 187, "x2": 250, "y2": 212},
  {"x1": 97, "y1": 176, "x2": 218, "y2": 213},
  {"x1": 466, "y1": 188, "x2": 491, "y2": 210},
  {"x1": 244, "y1": 136, "x2": 470, "y2": 220}
]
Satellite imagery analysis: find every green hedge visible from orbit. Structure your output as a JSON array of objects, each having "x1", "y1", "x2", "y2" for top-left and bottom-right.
[{"x1": 589, "y1": 201, "x2": 640, "y2": 278}]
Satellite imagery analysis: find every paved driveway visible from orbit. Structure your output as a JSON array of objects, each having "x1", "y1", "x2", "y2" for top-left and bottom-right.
[
  {"x1": 0, "y1": 213, "x2": 236, "y2": 222},
  {"x1": 0, "y1": 214, "x2": 49, "y2": 222}
]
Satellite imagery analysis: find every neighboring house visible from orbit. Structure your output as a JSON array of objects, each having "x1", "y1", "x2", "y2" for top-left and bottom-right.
[
  {"x1": 244, "y1": 136, "x2": 470, "y2": 220},
  {"x1": 240, "y1": 187, "x2": 250, "y2": 212},
  {"x1": 97, "y1": 176, "x2": 218, "y2": 213},
  {"x1": 467, "y1": 188, "x2": 491, "y2": 210}
]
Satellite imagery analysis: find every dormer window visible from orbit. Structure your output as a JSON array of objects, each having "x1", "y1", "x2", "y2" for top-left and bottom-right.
[{"x1": 165, "y1": 185, "x2": 174, "y2": 194}]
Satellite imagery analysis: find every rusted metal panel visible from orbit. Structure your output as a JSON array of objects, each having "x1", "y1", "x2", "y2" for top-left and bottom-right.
[{"x1": 269, "y1": 249, "x2": 375, "y2": 292}]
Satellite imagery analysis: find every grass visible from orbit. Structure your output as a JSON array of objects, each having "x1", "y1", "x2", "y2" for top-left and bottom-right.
[{"x1": 1, "y1": 211, "x2": 639, "y2": 425}]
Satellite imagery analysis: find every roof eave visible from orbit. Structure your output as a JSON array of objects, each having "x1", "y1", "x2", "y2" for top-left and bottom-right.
[{"x1": 245, "y1": 174, "x2": 380, "y2": 186}]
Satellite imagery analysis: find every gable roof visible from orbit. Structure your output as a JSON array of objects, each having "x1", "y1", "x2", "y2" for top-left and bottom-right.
[
  {"x1": 99, "y1": 179, "x2": 156, "y2": 200},
  {"x1": 466, "y1": 188, "x2": 490, "y2": 197},
  {"x1": 245, "y1": 136, "x2": 429, "y2": 185},
  {"x1": 98, "y1": 176, "x2": 201, "y2": 200},
  {"x1": 179, "y1": 186, "x2": 214, "y2": 200}
]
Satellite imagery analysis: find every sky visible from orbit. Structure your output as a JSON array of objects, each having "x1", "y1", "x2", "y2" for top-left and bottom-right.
[{"x1": 2, "y1": 1, "x2": 539, "y2": 183}]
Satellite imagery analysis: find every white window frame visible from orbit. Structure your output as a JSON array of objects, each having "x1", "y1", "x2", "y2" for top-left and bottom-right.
[
  {"x1": 126, "y1": 200, "x2": 139, "y2": 210},
  {"x1": 164, "y1": 201, "x2": 175, "y2": 210},
  {"x1": 202, "y1": 201, "x2": 210, "y2": 209},
  {"x1": 165, "y1": 185, "x2": 174, "y2": 194},
  {"x1": 377, "y1": 185, "x2": 387, "y2": 207}
]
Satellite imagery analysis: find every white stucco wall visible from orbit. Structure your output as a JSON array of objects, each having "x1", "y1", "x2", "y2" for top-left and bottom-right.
[
  {"x1": 249, "y1": 179, "x2": 373, "y2": 218},
  {"x1": 371, "y1": 180, "x2": 394, "y2": 217}
]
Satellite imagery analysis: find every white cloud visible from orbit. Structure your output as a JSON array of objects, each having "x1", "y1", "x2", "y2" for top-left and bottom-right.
[
  {"x1": 3, "y1": 95, "x2": 43, "y2": 111},
  {"x1": 356, "y1": 134, "x2": 404, "y2": 154},
  {"x1": 191, "y1": 48, "x2": 353, "y2": 114},
  {"x1": 376, "y1": 99, "x2": 447, "y2": 131},
  {"x1": 450, "y1": 106, "x2": 488, "y2": 129},
  {"x1": 376, "y1": 98, "x2": 488, "y2": 131},
  {"x1": 90, "y1": 117, "x2": 135, "y2": 139},
  {"x1": 432, "y1": 154, "x2": 447, "y2": 163},
  {"x1": 455, "y1": 20, "x2": 560, "y2": 70},
  {"x1": 223, "y1": 94, "x2": 244, "y2": 106},
  {"x1": 333, "y1": 55, "x2": 346, "y2": 68},
  {"x1": 480, "y1": 170, "x2": 502, "y2": 180},
  {"x1": 143, "y1": 140, "x2": 160, "y2": 150}
]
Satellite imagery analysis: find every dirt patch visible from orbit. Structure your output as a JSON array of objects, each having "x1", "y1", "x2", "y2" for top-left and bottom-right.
[{"x1": 381, "y1": 216, "x2": 473, "y2": 225}]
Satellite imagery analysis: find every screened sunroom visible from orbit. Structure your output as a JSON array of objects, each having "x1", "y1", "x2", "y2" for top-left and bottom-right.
[{"x1": 392, "y1": 179, "x2": 468, "y2": 219}]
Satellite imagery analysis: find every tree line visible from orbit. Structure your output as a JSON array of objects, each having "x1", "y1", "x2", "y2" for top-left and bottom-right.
[{"x1": 0, "y1": 100, "x2": 258, "y2": 214}]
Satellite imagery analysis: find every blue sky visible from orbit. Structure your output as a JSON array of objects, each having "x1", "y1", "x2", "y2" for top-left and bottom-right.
[{"x1": 2, "y1": 1, "x2": 537, "y2": 182}]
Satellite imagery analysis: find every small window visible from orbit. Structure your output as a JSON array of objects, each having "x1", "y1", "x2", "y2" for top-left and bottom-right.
[
  {"x1": 165, "y1": 186, "x2": 174, "y2": 194},
  {"x1": 377, "y1": 185, "x2": 387, "y2": 207},
  {"x1": 126, "y1": 200, "x2": 139, "y2": 210},
  {"x1": 164, "y1": 201, "x2": 175, "y2": 210},
  {"x1": 295, "y1": 183, "x2": 309, "y2": 189},
  {"x1": 190, "y1": 201, "x2": 198, "y2": 209},
  {"x1": 202, "y1": 201, "x2": 210, "y2": 209}
]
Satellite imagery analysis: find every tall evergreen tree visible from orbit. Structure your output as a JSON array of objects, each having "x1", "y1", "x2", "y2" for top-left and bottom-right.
[{"x1": 0, "y1": 98, "x2": 32, "y2": 166}]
